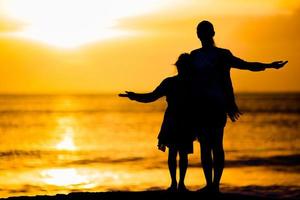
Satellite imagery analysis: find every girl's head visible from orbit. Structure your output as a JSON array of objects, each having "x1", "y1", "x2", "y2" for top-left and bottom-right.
[
  {"x1": 175, "y1": 53, "x2": 191, "y2": 76},
  {"x1": 197, "y1": 20, "x2": 215, "y2": 47}
]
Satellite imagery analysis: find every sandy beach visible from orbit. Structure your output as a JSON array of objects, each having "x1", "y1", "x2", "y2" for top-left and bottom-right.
[
  {"x1": 2, "y1": 185, "x2": 300, "y2": 200},
  {"x1": 2, "y1": 190, "x2": 300, "y2": 200}
]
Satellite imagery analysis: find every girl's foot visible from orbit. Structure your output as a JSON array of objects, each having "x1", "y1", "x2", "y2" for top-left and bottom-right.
[
  {"x1": 212, "y1": 183, "x2": 220, "y2": 193},
  {"x1": 178, "y1": 183, "x2": 189, "y2": 192}
]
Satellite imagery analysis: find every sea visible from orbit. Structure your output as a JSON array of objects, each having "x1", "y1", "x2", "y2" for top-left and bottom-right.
[{"x1": 0, "y1": 93, "x2": 299, "y2": 198}]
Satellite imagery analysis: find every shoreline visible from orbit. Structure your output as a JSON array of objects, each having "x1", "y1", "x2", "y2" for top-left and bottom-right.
[{"x1": 2, "y1": 190, "x2": 300, "y2": 200}]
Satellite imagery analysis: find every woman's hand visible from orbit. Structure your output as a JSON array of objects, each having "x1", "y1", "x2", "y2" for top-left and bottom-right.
[
  {"x1": 228, "y1": 106, "x2": 243, "y2": 122},
  {"x1": 228, "y1": 111, "x2": 241, "y2": 122},
  {"x1": 118, "y1": 91, "x2": 136, "y2": 100},
  {"x1": 270, "y1": 61, "x2": 288, "y2": 69}
]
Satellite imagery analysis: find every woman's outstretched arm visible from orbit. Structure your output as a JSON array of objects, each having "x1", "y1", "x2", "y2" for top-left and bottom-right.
[
  {"x1": 228, "y1": 51, "x2": 288, "y2": 71},
  {"x1": 232, "y1": 60, "x2": 288, "y2": 71}
]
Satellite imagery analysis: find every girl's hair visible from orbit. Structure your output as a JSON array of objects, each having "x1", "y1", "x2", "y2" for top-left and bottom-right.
[
  {"x1": 197, "y1": 20, "x2": 215, "y2": 46},
  {"x1": 175, "y1": 53, "x2": 191, "y2": 74}
]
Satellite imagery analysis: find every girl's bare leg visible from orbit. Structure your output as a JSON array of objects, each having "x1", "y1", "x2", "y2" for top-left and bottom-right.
[{"x1": 168, "y1": 148, "x2": 177, "y2": 191}]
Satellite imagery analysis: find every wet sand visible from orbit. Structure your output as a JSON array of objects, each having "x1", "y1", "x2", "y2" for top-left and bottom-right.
[{"x1": 2, "y1": 190, "x2": 300, "y2": 200}]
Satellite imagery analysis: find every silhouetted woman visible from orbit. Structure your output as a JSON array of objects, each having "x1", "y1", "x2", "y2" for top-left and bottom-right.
[
  {"x1": 119, "y1": 53, "x2": 195, "y2": 192},
  {"x1": 190, "y1": 20, "x2": 287, "y2": 193}
]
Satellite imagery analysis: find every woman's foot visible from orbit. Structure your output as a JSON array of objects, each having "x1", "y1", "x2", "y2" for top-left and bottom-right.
[
  {"x1": 166, "y1": 182, "x2": 177, "y2": 192},
  {"x1": 196, "y1": 184, "x2": 219, "y2": 194},
  {"x1": 196, "y1": 185, "x2": 212, "y2": 193}
]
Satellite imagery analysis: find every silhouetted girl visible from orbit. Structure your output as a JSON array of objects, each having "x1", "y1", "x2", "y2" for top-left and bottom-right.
[{"x1": 119, "y1": 53, "x2": 195, "y2": 192}]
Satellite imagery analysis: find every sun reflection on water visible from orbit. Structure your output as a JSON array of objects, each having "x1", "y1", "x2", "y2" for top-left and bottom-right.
[
  {"x1": 56, "y1": 127, "x2": 76, "y2": 151},
  {"x1": 40, "y1": 168, "x2": 127, "y2": 189},
  {"x1": 55, "y1": 117, "x2": 77, "y2": 151},
  {"x1": 41, "y1": 168, "x2": 93, "y2": 187}
]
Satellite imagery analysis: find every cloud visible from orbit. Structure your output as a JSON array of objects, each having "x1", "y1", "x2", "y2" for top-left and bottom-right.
[{"x1": 0, "y1": 16, "x2": 24, "y2": 32}]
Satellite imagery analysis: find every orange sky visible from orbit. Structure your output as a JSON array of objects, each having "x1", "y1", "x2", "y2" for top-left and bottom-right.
[{"x1": 0, "y1": 0, "x2": 299, "y2": 94}]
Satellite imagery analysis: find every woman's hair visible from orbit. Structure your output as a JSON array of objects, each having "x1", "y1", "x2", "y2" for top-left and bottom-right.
[
  {"x1": 175, "y1": 53, "x2": 191, "y2": 75},
  {"x1": 197, "y1": 20, "x2": 215, "y2": 46}
]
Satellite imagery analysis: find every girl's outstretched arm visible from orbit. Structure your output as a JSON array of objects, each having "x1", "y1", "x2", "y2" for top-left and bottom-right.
[
  {"x1": 119, "y1": 91, "x2": 163, "y2": 103},
  {"x1": 119, "y1": 78, "x2": 169, "y2": 103}
]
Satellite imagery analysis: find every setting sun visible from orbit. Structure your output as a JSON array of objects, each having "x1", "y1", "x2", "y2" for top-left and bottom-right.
[{"x1": 2, "y1": 0, "x2": 163, "y2": 48}]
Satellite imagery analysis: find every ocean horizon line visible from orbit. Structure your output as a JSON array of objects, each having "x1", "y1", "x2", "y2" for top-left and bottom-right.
[{"x1": 0, "y1": 91, "x2": 299, "y2": 96}]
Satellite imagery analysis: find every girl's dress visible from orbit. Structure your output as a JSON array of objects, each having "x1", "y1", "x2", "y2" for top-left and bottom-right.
[{"x1": 155, "y1": 75, "x2": 195, "y2": 154}]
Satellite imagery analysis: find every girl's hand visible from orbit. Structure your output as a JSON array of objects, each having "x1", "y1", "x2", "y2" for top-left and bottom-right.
[{"x1": 118, "y1": 91, "x2": 136, "y2": 100}]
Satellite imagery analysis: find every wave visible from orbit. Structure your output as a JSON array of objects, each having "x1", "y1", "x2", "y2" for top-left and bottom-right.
[
  {"x1": 188, "y1": 154, "x2": 300, "y2": 172},
  {"x1": 222, "y1": 185, "x2": 300, "y2": 199},
  {"x1": 68, "y1": 156, "x2": 145, "y2": 165},
  {"x1": 0, "y1": 150, "x2": 42, "y2": 158}
]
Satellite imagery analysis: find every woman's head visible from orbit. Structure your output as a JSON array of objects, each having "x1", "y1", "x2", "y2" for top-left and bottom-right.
[
  {"x1": 197, "y1": 20, "x2": 215, "y2": 47},
  {"x1": 175, "y1": 53, "x2": 191, "y2": 76}
]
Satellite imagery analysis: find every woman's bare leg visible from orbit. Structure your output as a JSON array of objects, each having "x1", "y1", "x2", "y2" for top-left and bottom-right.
[
  {"x1": 212, "y1": 127, "x2": 225, "y2": 192},
  {"x1": 199, "y1": 129, "x2": 213, "y2": 187},
  {"x1": 178, "y1": 151, "x2": 188, "y2": 191}
]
